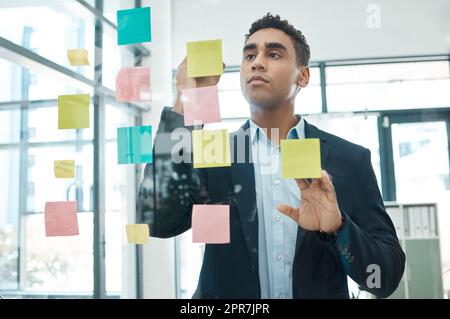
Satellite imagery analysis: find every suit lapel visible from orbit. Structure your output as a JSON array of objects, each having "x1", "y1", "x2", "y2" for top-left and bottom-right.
[
  {"x1": 230, "y1": 121, "x2": 259, "y2": 269},
  {"x1": 295, "y1": 119, "x2": 330, "y2": 253}
]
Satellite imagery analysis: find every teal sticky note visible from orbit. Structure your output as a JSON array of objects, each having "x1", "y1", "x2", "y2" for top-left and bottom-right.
[
  {"x1": 117, "y1": 7, "x2": 152, "y2": 45},
  {"x1": 117, "y1": 126, "x2": 153, "y2": 164}
]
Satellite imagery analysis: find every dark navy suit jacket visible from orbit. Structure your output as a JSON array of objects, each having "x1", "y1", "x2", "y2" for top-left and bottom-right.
[{"x1": 137, "y1": 107, "x2": 405, "y2": 299}]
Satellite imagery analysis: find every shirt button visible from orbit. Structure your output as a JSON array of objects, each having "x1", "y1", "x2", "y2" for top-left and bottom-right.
[
  {"x1": 276, "y1": 254, "x2": 284, "y2": 261},
  {"x1": 278, "y1": 293, "x2": 285, "y2": 299},
  {"x1": 274, "y1": 179, "x2": 281, "y2": 185},
  {"x1": 274, "y1": 214, "x2": 282, "y2": 222}
]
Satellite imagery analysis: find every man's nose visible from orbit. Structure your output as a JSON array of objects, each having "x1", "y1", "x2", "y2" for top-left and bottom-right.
[{"x1": 251, "y1": 54, "x2": 266, "y2": 72}]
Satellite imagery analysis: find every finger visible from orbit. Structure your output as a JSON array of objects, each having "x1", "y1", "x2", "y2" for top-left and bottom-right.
[
  {"x1": 320, "y1": 170, "x2": 335, "y2": 193},
  {"x1": 295, "y1": 178, "x2": 310, "y2": 191},
  {"x1": 277, "y1": 204, "x2": 300, "y2": 222}
]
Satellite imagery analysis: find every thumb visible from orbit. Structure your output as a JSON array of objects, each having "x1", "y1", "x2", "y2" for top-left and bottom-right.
[{"x1": 277, "y1": 204, "x2": 299, "y2": 222}]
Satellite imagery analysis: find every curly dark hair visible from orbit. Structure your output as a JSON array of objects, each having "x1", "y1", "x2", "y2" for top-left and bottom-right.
[{"x1": 245, "y1": 13, "x2": 310, "y2": 66}]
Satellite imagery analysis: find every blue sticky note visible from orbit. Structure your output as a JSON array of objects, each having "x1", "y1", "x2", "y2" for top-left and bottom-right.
[
  {"x1": 117, "y1": 126, "x2": 153, "y2": 164},
  {"x1": 117, "y1": 7, "x2": 152, "y2": 45}
]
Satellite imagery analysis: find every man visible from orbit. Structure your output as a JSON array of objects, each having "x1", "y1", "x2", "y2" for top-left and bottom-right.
[{"x1": 137, "y1": 13, "x2": 405, "y2": 299}]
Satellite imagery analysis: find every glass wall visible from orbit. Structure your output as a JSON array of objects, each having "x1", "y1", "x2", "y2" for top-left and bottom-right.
[
  {"x1": 0, "y1": 0, "x2": 145, "y2": 298},
  {"x1": 177, "y1": 58, "x2": 450, "y2": 299}
]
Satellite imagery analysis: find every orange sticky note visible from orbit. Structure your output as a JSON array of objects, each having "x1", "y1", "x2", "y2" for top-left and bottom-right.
[
  {"x1": 183, "y1": 86, "x2": 221, "y2": 126},
  {"x1": 44, "y1": 201, "x2": 79, "y2": 237},
  {"x1": 192, "y1": 204, "x2": 230, "y2": 244},
  {"x1": 116, "y1": 67, "x2": 151, "y2": 102},
  {"x1": 281, "y1": 138, "x2": 321, "y2": 178}
]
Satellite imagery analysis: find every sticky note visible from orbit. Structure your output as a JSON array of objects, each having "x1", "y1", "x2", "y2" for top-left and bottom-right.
[
  {"x1": 67, "y1": 49, "x2": 89, "y2": 66},
  {"x1": 58, "y1": 94, "x2": 90, "y2": 129},
  {"x1": 182, "y1": 86, "x2": 221, "y2": 126},
  {"x1": 192, "y1": 129, "x2": 231, "y2": 168},
  {"x1": 187, "y1": 39, "x2": 223, "y2": 78},
  {"x1": 117, "y1": 7, "x2": 152, "y2": 45},
  {"x1": 192, "y1": 205, "x2": 230, "y2": 244},
  {"x1": 281, "y1": 138, "x2": 321, "y2": 178},
  {"x1": 54, "y1": 160, "x2": 75, "y2": 178},
  {"x1": 117, "y1": 126, "x2": 153, "y2": 164},
  {"x1": 125, "y1": 224, "x2": 149, "y2": 244},
  {"x1": 116, "y1": 67, "x2": 151, "y2": 102},
  {"x1": 44, "y1": 201, "x2": 79, "y2": 237}
]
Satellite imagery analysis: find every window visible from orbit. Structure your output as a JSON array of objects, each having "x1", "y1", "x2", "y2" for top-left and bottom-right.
[
  {"x1": 0, "y1": 1, "x2": 144, "y2": 298},
  {"x1": 326, "y1": 61, "x2": 450, "y2": 112}
]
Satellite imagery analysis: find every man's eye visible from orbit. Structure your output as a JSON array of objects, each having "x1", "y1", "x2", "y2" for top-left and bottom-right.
[
  {"x1": 269, "y1": 52, "x2": 280, "y2": 58},
  {"x1": 245, "y1": 54, "x2": 256, "y2": 61}
]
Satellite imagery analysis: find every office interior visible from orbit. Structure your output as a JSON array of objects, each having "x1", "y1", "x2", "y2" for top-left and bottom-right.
[{"x1": 0, "y1": 0, "x2": 449, "y2": 299}]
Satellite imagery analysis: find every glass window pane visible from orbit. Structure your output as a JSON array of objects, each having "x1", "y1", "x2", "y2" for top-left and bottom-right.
[
  {"x1": 23, "y1": 212, "x2": 93, "y2": 292},
  {"x1": 27, "y1": 145, "x2": 93, "y2": 213},
  {"x1": 177, "y1": 230, "x2": 204, "y2": 299},
  {"x1": 326, "y1": 61, "x2": 450, "y2": 112},
  {"x1": 28, "y1": 105, "x2": 93, "y2": 143},
  {"x1": 0, "y1": 109, "x2": 20, "y2": 144},
  {"x1": 0, "y1": 58, "x2": 22, "y2": 102},
  {"x1": 0, "y1": 1, "x2": 95, "y2": 80},
  {"x1": 105, "y1": 104, "x2": 137, "y2": 295},
  {"x1": 0, "y1": 148, "x2": 20, "y2": 290}
]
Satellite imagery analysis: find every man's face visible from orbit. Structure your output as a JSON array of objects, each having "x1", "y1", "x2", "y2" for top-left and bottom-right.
[{"x1": 240, "y1": 28, "x2": 308, "y2": 109}]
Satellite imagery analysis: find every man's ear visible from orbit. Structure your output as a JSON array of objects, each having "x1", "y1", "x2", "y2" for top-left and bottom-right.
[{"x1": 297, "y1": 66, "x2": 310, "y2": 88}]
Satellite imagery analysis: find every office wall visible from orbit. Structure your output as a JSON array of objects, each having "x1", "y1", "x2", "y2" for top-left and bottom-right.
[{"x1": 172, "y1": 0, "x2": 450, "y2": 66}]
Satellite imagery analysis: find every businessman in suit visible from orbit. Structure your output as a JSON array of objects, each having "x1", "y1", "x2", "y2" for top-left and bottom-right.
[{"x1": 137, "y1": 13, "x2": 405, "y2": 299}]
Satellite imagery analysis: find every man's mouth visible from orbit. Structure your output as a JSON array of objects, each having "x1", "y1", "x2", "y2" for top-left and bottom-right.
[{"x1": 248, "y1": 75, "x2": 269, "y2": 84}]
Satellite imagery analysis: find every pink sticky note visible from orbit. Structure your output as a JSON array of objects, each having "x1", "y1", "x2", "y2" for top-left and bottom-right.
[
  {"x1": 192, "y1": 204, "x2": 230, "y2": 244},
  {"x1": 182, "y1": 86, "x2": 221, "y2": 126},
  {"x1": 44, "y1": 201, "x2": 79, "y2": 237},
  {"x1": 116, "y1": 67, "x2": 151, "y2": 102}
]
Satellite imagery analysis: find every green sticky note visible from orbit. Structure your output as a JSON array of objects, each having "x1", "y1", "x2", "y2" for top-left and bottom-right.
[
  {"x1": 187, "y1": 39, "x2": 223, "y2": 78},
  {"x1": 192, "y1": 129, "x2": 231, "y2": 168},
  {"x1": 281, "y1": 139, "x2": 321, "y2": 178},
  {"x1": 117, "y1": 7, "x2": 152, "y2": 45},
  {"x1": 125, "y1": 224, "x2": 149, "y2": 244},
  {"x1": 58, "y1": 94, "x2": 90, "y2": 129},
  {"x1": 117, "y1": 126, "x2": 153, "y2": 164}
]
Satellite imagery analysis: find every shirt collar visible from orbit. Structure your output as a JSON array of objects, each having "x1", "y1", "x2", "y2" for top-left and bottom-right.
[{"x1": 249, "y1": 115, "x2": 305, "y2": 144}]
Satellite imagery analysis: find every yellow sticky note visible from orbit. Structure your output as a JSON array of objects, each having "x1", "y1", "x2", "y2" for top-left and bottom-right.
[
  {"x1": 192, "y1": 129, "x2": 231, "y2": 168},
  {"x1": 125, "y1": 224, "x2": 149, "y2": 244},
  {"x1": 67, "y1": 49, "x2": 90, "y2": 66},
  {"x1": 54, "y1": 160, "x2": 75, "y2": 178},
  {"x1": 281, "y1": 139, "x2": 321, "y2": 178},
  {"x1": 187, "y1": 39, "x2": 223, "y2": 78},
  {"x1": 58, "y1": 94, "x2": 90, "y2": 129}
]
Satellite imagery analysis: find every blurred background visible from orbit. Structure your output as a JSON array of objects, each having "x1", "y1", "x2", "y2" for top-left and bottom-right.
[{"x1": 0, "y1": 0, "x2": 449, "y2": 299}]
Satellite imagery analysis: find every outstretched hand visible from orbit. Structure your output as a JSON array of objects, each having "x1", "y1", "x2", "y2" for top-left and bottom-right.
[{"x1": 277, "y1": 170, "x2": 343, "y2": 234}]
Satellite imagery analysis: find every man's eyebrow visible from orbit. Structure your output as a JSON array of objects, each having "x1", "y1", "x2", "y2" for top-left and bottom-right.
[
  {"x1": 243, "y1": 43, "x2": 257, "y2": 52},
  {"x1": 265, "y1": 42, "x2": 287, "y2": 51}
]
